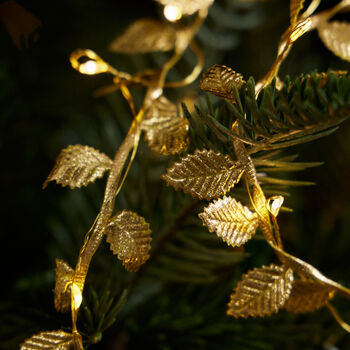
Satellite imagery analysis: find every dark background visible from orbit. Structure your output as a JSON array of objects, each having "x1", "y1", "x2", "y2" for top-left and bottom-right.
[{"x1": 1, "y1": 0, "x2": 350, "y2": 349}]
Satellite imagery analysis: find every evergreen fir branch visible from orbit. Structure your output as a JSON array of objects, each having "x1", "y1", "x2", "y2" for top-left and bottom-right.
[
  {"x1": 187, "y1": 72, "x2": 350, "y2": 155},
  {"x1": 78, "y1": 284, "x2": 128, "y2": 346},
  {"x1": 229, "y1": 72, "x2": 350, "y2": 152}
]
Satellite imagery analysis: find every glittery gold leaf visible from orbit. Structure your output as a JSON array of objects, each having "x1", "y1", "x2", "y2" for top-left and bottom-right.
[
  {"x1": 109, "y1": 19, "x2": 176, "y2": 54},
  {"x1": 199, "y1": 65, "x2": 245, "y2": 103},
  {"x1": 227, "y1": 264, "x2": 294, "y2": 318},
  {"x1": 290, "y1": 0, "x2": 305, "y2": 27},
  {"x1": 20, "y1": 330, "x2": 83, "y2": 350},
  {"x1": 142, "y1": 96, "x2": 189, "y2": 155},
  {"x1": 318, "y1": 21, "x2": 350, "y2": 62},
  {"x1": 162, "y1": 149, "x2": 245, "y2": 200},
  {"x1": 43, "y1": 145, "x2": 113, "y2": 189},
  {"x1": 156, "y1": 0, "x2": 214, "y2": 16},
  {"x1": 284, "y1": 280, "x2": 335, "y2": 313},
  {"x1": 105, "y1": 210, "x2": 152, "y2": 272},
  {"x1": 199, "y1": 196, "x2": 258, "y2": 247},
  {"x1": 54, "y1": 259, "x2": 74, "y2": 313}
]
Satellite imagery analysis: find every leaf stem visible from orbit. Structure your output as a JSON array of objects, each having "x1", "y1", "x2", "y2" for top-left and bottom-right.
[{"x1": 326, "y1": 302, "x2": 350, "y2": 333}]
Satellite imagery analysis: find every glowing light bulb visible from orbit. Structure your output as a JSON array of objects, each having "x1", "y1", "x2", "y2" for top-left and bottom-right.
[
  {"x1": 70, "y1": 49, "x2": 109, "y2": 75},
  {"x1": 164, "y1": 4, "x2": 182, "y2": 22},
  {"x1": 80, "y1": 60, "x2": 98, "y2": 75},
  {"x1": 71, "y1": 283, "x2": 82, "y2": 310},
  {"x1": 267, "y1": 195, "x2": 284, "y2": 217},
  {"x1": 150, "y1": 88, "x2": 162, "y2": 100}
]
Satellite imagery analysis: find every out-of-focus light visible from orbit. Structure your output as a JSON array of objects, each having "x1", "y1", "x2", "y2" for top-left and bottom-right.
[
  {"x1": 151, "y1": 88, "x2": 163, "y2": 100},
  {"x1": 80, "y1": 60, "x2": 98, "y2": 75},
  {"x1": 71, "y1": 283, "x2": 82, "y2": 311},
  {"x1": 267, "y1": 195, "x2": 284, "y2": 217},
  {"x1": 164, "y1": 4, "x2": 182, "y2": 22},
  {"x1": 70, "y1": 49, "x2": 109, "y2": 75}
]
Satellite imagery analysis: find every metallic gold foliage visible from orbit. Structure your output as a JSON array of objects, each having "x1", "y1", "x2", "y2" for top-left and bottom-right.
[
  {"x1": 198, "y1": 196, "x2": 258, "y2": 247},
  {"x1": 199, "y1": 64, "x2": 245, "y2": 103},
  {"x1": 54, "y1": 259, "x2": 74, "y2": 313},
  {"x1": 141, "y1": 96, "x2": 189, "y2": 155},
  {"x1": 109, "y1": 19, "x2": 176, "y2": 54},
  {"x1": 43, "y1": 145, "x2": 113, "y2": 189},
  {"x1": 227, "y1": 264, "x2": 294, "y2": 318},
  {"x1": 162, "y1": 149, "x2": 245, "y2": 200},
  {"x1": 156, "y1": 0, "x2": 214, "y2": 16},
  {"x1": 284, "y1": 280, "x2": 335, "y2": 313},
  {"x1": 20, "y1": 330, "x2": 83, "y2": 350},
  {"x1": 105, "y1": 210, "x2": 152, "y2": 272},
  {"x1": 318, "y1": 21, "x2": 350, "y2": 62},
  {"x1": 290, "y1": 0, "x2": 305, "y2": 27}
]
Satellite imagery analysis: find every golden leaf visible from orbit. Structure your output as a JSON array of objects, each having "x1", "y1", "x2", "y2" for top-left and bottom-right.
[
  {"x1": 141, "y1": 96, "x2": 189, "y2": 155},
  {"x1": 290, "y1": 0, "x2": 305, "y2": 27},
  {"x1": 105, "y1": 210, "x2": 152, "y2": 272},
  {"x1": 284, "y1": 279, "x2": 335, "y2": 313},
  {"x1": 54, "y1": 259, "x2": 74, "y2": 313},
  {"x1": 199, "y1": 65, "x2": 245, "y2": 103},
  {"x1": 199, "y1": 196, "x2": 258, "y2": 247},
  {"x1": 43, "y1": 145, "x2": 113, "y2": 189},
  {"x1": 227, "y1": 264, "x2": 294, "y2": 318},
  {"x1": 109, "y1": 18, "x2": 176, "y2": 54},
  {"x1": 156, "y1": 0, "x2": 214, "y2": 16},
  {"x1": 161, "y1": 149, "x2": 245, "y2": 200},
  {"x1": 318, "y1": 21, "x2": 350, "y2": 62},
  {"x1": 20, "y1": 330, "x2": 83, "y2": 350}
]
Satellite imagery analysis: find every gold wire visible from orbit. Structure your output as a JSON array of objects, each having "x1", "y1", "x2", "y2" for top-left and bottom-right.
[
  {"x1": 120, "y1": 83, "x2": 136, "y2": 117},
  {"x1": 244, "y1": 177, "x2": 278, "y2": 247},
  {"x1": 327, "y1": 302, "x2": 350, "y2": 333},
  {"x1": 165, "y1": 41, "x2": 204, "y2": 88}
]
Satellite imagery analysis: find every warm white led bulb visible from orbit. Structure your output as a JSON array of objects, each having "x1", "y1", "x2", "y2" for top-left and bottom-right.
[
  {"x1": 164, "y1": 4, "x2": 182, "y2": 22},
  {"x1": 71, "y1": 283, "x2": 83, "y2": 310},
  {"x1": 267, "y1": 195, "x2": 284, "y2": 217},
  {"x1": 81, "y1": 60, "x2": 98, "y2": 75}
]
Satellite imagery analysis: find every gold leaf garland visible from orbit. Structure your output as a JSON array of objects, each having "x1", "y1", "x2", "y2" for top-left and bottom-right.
[
  {"x1": 227, "y1": 264, "x2": 294, "y2": 318},
  {"x1": 43, "y1": 145, "x2": 113, "y2": 189},
  {"x1": 24, "y1": 0, "x2": 350, "y2": 345},
  {"x1": 105, "y1": 210, "x2": 152, "y2": 272},
  {"x1": 199, "y1": 196, "x2": 258, "y2": 247},
  {"x1": 199, "y1": 64, "x2": 245, "y2": 103},
  {"x1": 27, "y1": 2, "x2": 211, "y2": 343},
  {"x1": 162, "y1": 149, "x2": 245, "y2": 200},
  {"x1": 109, "y1": 18, "x2": 176, "y2": 54},
  {"x1": 141, "y1": 95, "x2": 189, "y2": 155}
]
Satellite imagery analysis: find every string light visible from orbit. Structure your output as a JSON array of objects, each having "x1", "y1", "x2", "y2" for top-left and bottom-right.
[
  {"x1": 71, "y1": 283, "x2": 82, "y2": 311},
  {"x1": 70, "y1": 49, "x2": 109, "y2": 75},
  {"x1": 163, "y1": 4, "x2": 182, "y2": 22},
  {"x1": 267, "y1": 195, "x2": 284, "y2": 217}
]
